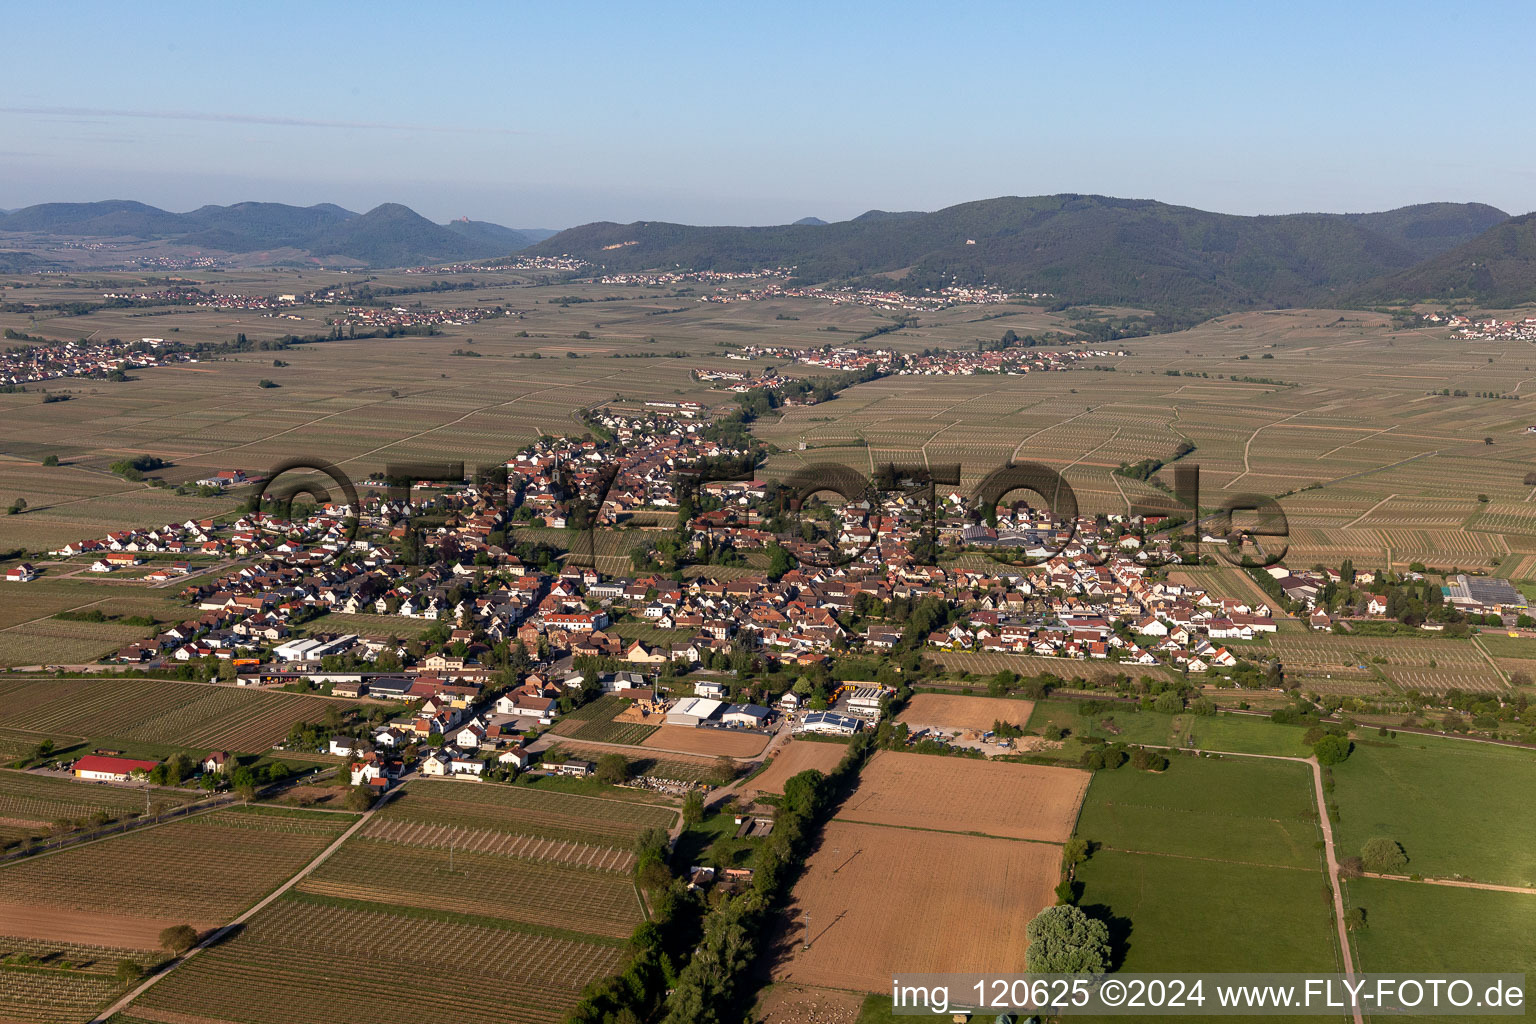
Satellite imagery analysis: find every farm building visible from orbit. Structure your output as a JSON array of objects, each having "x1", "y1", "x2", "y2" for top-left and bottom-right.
[
  {"x1": 667, "y1": 697, "x2": 724, "y2": 727},
  {"x1": 550, "y1": 758, "x2": 594, "y2": 777},
  {"x1": 1447, "y1": 574, "x2": 1528, "y2": 613},
  {"x1": 73, "y1": 755, "x2": 159, "y2": 781},
  {"x1": 720, "y1": 703, "x2": 771, "y2": 727},
  {"x1": 366, "y1": 677, "x2": 414, "y2": 699},
  {"x1": 801, "y1": 711, "x2": 863, "y2": 736},
  {"x1": 273, "y1": 635, "x2": 358, "y2": 663},
  {"x1": 4, "y1": 563, "x2": 38, "y2": 582},
  {"x1": 844, "y1": 686, "x2": 887, "y2": 718}
]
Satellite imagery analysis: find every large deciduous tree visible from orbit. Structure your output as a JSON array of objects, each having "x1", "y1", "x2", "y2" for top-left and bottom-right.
[{"x1": 1024, "y1": 904, "x2": 1112, "y2": 973}]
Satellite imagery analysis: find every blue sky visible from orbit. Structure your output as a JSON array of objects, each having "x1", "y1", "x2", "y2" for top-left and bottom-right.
[{"x1": 3, "y1": 0, "x2": 1532, "y2": 227}]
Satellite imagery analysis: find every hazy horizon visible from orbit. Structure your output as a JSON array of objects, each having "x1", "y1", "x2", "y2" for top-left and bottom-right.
[
  {"x1": 4, "y1": 0, "x2": 1534, "y2": 228},
  {"x1": 0, "y1": 190, "x2": 1524, "y2": 234}
]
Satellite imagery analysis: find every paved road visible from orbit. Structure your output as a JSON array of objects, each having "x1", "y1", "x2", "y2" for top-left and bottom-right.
[{"x1": 86, "y1": 788, "x2": 395, "y2": 1023}]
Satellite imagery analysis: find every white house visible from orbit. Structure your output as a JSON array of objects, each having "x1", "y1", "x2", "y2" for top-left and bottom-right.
[
  {"x1": 4, "y1": 563, "x2": 38, "y2": 583},
  {"x1": 694, "y1": 680, "x2": 729, "y2": 699}
]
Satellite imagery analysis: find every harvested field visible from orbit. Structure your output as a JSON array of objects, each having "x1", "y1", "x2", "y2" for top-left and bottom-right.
[
  {"x1": 639, "y1": 725, "x2": 770, "y2": 757},
  {"x1": 739, "y1": 740, "x2": 846, "y2": 800},
  {"x1": 896, "y1": 693, "x2": 1034, "y2": 731},
  {"x1": 834, "y1": 750, "x2": 1087, "y2": 842},
  {"x1": 770, "y1": 821, "x2": 1059, "y2": 993}
]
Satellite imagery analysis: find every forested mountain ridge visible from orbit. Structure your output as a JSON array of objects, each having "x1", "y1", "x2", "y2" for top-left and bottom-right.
[{"x1": 529, "y1": 195, "x2": 1520, "y2": 313}]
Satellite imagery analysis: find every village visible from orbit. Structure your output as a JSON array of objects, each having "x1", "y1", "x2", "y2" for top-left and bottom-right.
[{"x1": 11, "y1": 393, "x2": 1527, "y2": 800}]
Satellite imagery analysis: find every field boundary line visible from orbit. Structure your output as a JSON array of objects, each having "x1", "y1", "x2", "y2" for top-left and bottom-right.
[
  {"x1": 832, "y1": 816, "x2": 1067, "y2": 846},
  {"x1": 1358, "y1": 872, "x2": 1536, "y2": 896},
  {"x1": 86, "y1": 788, "x2": 394, "y2": 1023},
  {"x1": 1094, "y1": 844, "x2": 1321, "y2": 872}
]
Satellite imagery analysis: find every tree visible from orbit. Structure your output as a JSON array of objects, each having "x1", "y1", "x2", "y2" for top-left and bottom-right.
[
  {"x1": 115, "y1": 958, "x2": 143, "y2": 987},
  {"x1": 1024, "y1": 904, "x2": 1112, "y2": 973},
  {"x1": 344, "y1": 786, "x2": 375, "y2": 812},
  {"x1": 42, "y1": 454, "x2": 59, "y2": 467},
  {"x1": 158, "y1": 924, "x2": 199, "y2": 957},
  {"x1": 1312, "y1": 733, "x2": 1353, "y2": 765},
  {"x1": 7, "y1": 497, "x2": 26, "y2": 515},
  {"x1": 1152, "y1": 691, "x2": 1184, "y2": 714},
  {"x1": 595, "y1": 753, "x2": 629, "y2": 785},
  {"x1": 682, "y1": 789, "x2": 705, "y2": 827},
  {"x1": 1361, "y1": 837, "x2": 1408, "y2": 873},
  {"x1": 711, "y1": 754, "x2": 737, "y2": 786}
]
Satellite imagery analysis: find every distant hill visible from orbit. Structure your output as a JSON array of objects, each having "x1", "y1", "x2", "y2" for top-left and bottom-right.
[
  {"x1": 1355, "y1": 212, "x2": 1536, "y2": 306},
  {"x1": 300, "y1": 204, "x2": 504, "y2": 266},
  {"x1": 0, "y1": 200, "x2": 550, "y2": 266},
  {"x1": 443, "y1": 218, "x2": 558, "y2": 250},
  {"x1": 792, "y1": 216, "x2": 828, "y2": 226},
  {"x1": 527, "y1": 195, "x2": 1512, "y2": 314},
  {"x1": 1, "y1": 200, "x2": 189, "y2": 237},
  {"x1": 1341, "y1": 202, "x2": 1509, "y2": 262}
]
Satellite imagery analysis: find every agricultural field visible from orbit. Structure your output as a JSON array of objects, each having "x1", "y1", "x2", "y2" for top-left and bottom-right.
[
  {"x1": 896, "y1": 692, "x2": 1034, "y2": 731},
  {"x1": 834, "y1": 750, "x2": 1088, "y2": 842},
  {"x1": 297, "y1": 835, "x2": 644, "y2": 938},
  {"x1": 129, "y1": 893, "x2": 627, "y2": 1024},
  {"x1": 0, "y1": 805, "x2": 354, "y2": 948},
  {"x1": 770, "y1": 820, "x2": 1060, "y2": 993},
  {"x1": 0, "y1": 768, "x2": 200, "y2": 846},
  {"x1": 1075, "y1": 753, "x2": 1321, "y2": 869},
  {"x1": 739, "y1": 739, "x2": 847, "y2": 800},
  {"x1": 1343, "y1": 879, "x2": 1536, "y2": 1024},
  {"x1": 1074, "y1": 850, "x2": 1342, "y2": 973},
  {"x1": 1025, "y1": 699, "x2": 1180, "y2": 748},
  {"x1": 550, "y1": 694, "x2": 660, "y2": 745},
  {"x1": 0, "y1": 675, "x2": 339, "y2": 751},
  {"x1": 364, "y1": 816, "x2": 638, "y2": 873},
  {"x1": 931, "y1": 649, "x2": 1175, "y2": 683},
  {"x1": 545, "y1": 740, "x2": 723, "y2": 785},
  {"x1": 0, "y1": 577, "x2": 185, "y2": 667},
  {"x1": 376, "y1": 776, "x2": 677, "y2": 848},
  {"x1": 0, "y1": 937, "x2": 157, "y2": 1024},
  {"x1": 640, "y1": 724, "x2": 771, "y2": 757},
  {"x1": 8, "y1": 287, "x2": 1536, "y2": 584},
  {"x1": 1329, "y1": 736, "x2": 1536, "y2": 887},
  {"x1": 1064, "y1": 744, "x2": 1345, "y2": 1022}
]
